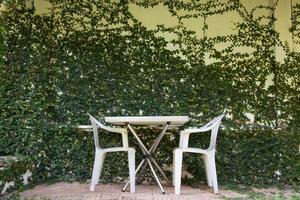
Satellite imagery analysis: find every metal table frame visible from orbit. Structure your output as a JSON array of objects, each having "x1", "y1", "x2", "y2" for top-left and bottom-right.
[{"x1": 105, "y1": 116, "x2": 189, "y2": 194}]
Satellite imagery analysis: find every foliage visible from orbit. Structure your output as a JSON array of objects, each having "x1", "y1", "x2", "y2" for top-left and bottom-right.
[
  {"x1": 292, "y1": 3, "x2": 300, "y2": 45},
  {"x1": 220, "y1": 185, "x2": 300, "y2": 200},
  {"x1": 0, "y1": 158, "x2": 33, "y2": 194},
  {"x1": 0, "y1": 0, "x2": 299, "y2": 191},
  {"x1": 1, "y1": 192, "x2": 40, "y2": 200},
  {"x1": 186, "y1": 128, "x2": 300, "y2": 186}
]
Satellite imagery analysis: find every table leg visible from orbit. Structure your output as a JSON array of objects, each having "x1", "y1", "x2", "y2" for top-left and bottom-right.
[
  {"x1": 146, "y1": 159, "x2": 165, "y2": 194},
  {"x1": 122, "y1": 123, "x2": 170, "y2": 194},
  {"x1": 122, "y1": 159, "x2": 145, "y2": 192},
  {"x1": 149, "y1": 157, "x2": 170, "y2": 184},
  {"x1": 136, "y1": 124, "x2": 171, "y2": 184},
  {"x1": 127, "y1": 124, "x2": 151, "y2": 155}
]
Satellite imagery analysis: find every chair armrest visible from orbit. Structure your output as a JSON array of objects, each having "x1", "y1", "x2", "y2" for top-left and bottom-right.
[
  {"x1": 100, "y1": 124, "x2": 127, "y2": 135},
  {"x1": 182, "y1": 114, "x2": 225, "y2": 135},
  {"x1": 181, "y1": 126, "x2": 212, "y2": 135},
  {"x1": 100, "y1": 125, "x2": 129, "y2": 148},
  {"x1": 76, "y1": 124, "x2": 127, "y2": 134},
  {"x1": 90, "y1": 125, "x2": 129, "y2": 148},
  {"x1": 77, "y1": 125, "x2": 93, "y2": 132},
  {"x1": 179, "y1": 114, "x2": 224, "y2": 149},
  {"x1": 179, "y1": 127, "x2": 211, "y2": 148},
  {"x1": 88, "y1": 113, "x2": 125, "y2": 133},
  {"x1": 88, "y1": 114, "x2": 129, "y2": 148}
]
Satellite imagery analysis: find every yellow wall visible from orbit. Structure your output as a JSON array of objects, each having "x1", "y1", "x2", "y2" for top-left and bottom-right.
[
  {"x1": 33, "y1": 0, "x2": 294, "y2": 47},
  {"x1": 32, "y1": 0, "x2": 296, "y2": 90},
  {"x1": 33, "y1": 0, "x2": 296, "y2": 64}
]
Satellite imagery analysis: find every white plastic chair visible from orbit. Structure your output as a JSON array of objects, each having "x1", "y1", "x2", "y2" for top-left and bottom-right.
[
  {"x1": 173, "y1": 114, "x2": 225, "y2": 194},
  {"x1": 88, "y1": 114, "x2": 136, "y2": 193}
]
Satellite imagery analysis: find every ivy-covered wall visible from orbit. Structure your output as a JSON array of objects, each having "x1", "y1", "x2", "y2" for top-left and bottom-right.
[{"x1": 0, "y1": 0, "x2": 299, "y2": 188}]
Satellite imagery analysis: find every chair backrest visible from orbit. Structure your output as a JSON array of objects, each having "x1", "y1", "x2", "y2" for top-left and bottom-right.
[
  {"x1": 207, "y1": 114, "x2": 225, "y2": 151},
  {"x1": 88, "y1": 114, "x2": 104, "y2": 149}
]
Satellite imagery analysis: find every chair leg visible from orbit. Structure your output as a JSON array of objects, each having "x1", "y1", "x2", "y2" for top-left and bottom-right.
[
  {"x1": 128, "y1": 149, "x2": 136, "y2": 193},
  {"x1": 90, "y1": 150, "x2": 105, "y2": 192},
  {"x1": 207, "y1": 152, "x2": 218, "y2": 193},
  {"x1": 174, "y1": 149, "x2": 183, "y2": 195},
  {"x1": 172, "y1": 150, "x2": 176, "y2": 186},
  {"x1": 203, "y1": 154, "x2": 212, "y2": 187}
]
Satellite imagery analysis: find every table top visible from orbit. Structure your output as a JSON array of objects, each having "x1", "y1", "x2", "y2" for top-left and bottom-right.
[{"x1": 105, "y1": 116, "x2": 189, "y2": 126}]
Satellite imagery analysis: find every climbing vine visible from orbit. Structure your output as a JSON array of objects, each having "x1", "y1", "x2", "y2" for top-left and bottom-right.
[
  {"x1": 292, "y1": 3, "x2": 300, "y2": 45},
  {"x1": 0, "y1": 0, "x2": 299, "y2": 191}
]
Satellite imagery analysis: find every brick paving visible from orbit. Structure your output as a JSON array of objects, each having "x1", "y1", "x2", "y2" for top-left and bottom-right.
[{"x1": 21, "y1": 182, "x2": 247, "y2": 200}]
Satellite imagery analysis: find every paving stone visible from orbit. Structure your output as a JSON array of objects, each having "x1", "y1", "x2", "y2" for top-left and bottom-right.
[
  {"x1": 118, "y1": 196, "x2": 136, "y2": 200},
  {"x1": 100, "y1": 192, "x2": 121, "y2": 200},
  {"x1": 48, "y1": 195, "x2": 66, "y2": 200},
  {"x1": 134, "y1": 193, "x2": 153, "y2": 200},
  {"x1": 82, "y1": 194, "x2": 101, "y2": 200},
  {"x1": 19, "y1": 183, "x2": 229, "y2": 200},
  {"x1": 63, "y1": 195, "x2": 84, "y2": 200}
]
